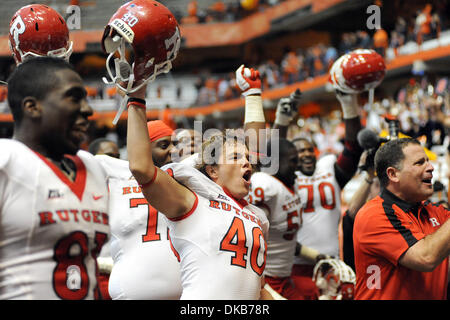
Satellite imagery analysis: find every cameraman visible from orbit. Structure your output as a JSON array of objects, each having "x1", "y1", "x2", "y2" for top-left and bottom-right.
[
  {"x1": 342, "y1": 150, "x2": 380, "y2": 271},
  {"x1": 341, "y1": 124, "x2": 389, "y2": 271}
]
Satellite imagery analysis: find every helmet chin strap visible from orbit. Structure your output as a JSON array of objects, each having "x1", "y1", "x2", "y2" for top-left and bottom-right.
[
  {"x1": 17, "y1": 41, "x2": 73, "y2": 65},
  {"x1": 101, "y1": 36, "x2": 134, "y2": 125},
  {"x1": 112, "y1": 72, "x2": 134, "y2": 125}
]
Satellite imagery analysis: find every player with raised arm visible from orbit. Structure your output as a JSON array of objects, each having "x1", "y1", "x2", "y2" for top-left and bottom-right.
[
  {"x1": 272, "y1": 49, "x2": 386, "y2": 299},
  {"x1": 292, "y1": 92, "x2": 362, "y2": 298},
  {"x1": 124, "y1": 56, "x2": 272, "y2": 299},
  {"x1": 95, "y1": 0, "x2": 183, "y2": 300},
  {"x1": 95, "y1": 120, "x2": 182, "y2": 300}
]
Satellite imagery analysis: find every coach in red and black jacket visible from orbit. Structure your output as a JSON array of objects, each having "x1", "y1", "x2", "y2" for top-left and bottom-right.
[{"x1": 353, "y1": 138, "x2": 450, "y2": 300}]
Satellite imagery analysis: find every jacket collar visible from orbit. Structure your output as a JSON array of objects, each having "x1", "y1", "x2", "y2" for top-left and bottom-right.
[{"x1": 381, "y1": 188, "x2": 424, "y2": 217}]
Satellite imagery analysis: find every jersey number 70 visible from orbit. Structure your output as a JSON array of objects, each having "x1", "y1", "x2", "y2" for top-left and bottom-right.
[{"x1": 297, "y1": 182, "x2": 336, "y2": 212}]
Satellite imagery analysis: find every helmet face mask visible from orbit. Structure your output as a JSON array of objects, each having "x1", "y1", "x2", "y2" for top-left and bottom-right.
[
  {"x1": 313, "y1": 258, "x2": 356, "y2": 300},
  {"x1": 9, "y1": 4, "x2": 72, "y2": 65},
  {"x1": 101, "y1": 0, "x2": 181, "y2": 94}
]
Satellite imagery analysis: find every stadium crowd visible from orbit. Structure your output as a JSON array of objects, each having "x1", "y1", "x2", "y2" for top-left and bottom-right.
[
  {"x1": 192, "y1": 1, "x2": 450, "y2": 106},
  {"x1": 0, "y1": 0, "x2": 449, "y2": 302}
]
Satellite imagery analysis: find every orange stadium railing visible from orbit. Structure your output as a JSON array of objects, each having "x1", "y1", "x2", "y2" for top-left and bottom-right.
[
  {"x1": 0, "y1": 0, "x2": 345, "y2": 55},
  {"x1": 1, "y1": 43, "x2": 450, "y2": 123}
]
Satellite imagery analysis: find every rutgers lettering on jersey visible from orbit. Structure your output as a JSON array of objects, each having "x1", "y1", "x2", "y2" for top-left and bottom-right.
[
  {"x1": 122, "y1": 182, "x2": 166, "y2": 243},
  {"x1": 120, "y1": 184, "x2": 163, "y2": 243},
  {"x1": 0, "y1": 142, "x2": 110, "y2": 300},
  {"x1": 94, "y1": 155, "x2": 182, "y2": 300},
  {"x1": 207, "y1": 199, "x2": 267, "y2": 276},
  {"x1": 209, "y1": 199, "x2": 264, "y2": 228},
  {"x1": 39, "y1": 209, "x2": 109, "y2": 226}
]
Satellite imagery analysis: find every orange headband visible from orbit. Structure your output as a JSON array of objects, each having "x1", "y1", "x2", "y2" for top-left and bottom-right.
[{"x1": 147, "y1": 120, "x2": 174, "y2": 142}]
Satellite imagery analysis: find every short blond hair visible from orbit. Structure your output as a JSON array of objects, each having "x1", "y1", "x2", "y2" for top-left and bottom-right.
[{"x1": 195, "y1": 129, "x2": 247, "y2": 178}]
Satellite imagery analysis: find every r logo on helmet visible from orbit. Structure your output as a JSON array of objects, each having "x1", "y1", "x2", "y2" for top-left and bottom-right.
[
  {"x1": 9, "y1": 15, "x2": 25, "y2": 48},
  {"x1": 8, "y1": 5, "x2": 72, "y2": 65}
]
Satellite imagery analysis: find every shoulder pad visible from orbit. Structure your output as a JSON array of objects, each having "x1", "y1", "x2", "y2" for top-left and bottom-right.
[{"x1": 94, "y1": 154, "x2": 130, "y2": 179}]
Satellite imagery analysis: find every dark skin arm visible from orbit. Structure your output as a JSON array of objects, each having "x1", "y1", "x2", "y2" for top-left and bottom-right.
[{"x1": 273, "y1": 123, "x2": 288, "y2": 138}]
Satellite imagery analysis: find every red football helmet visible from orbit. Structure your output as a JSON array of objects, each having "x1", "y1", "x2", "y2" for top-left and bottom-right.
[
  {"x1": 313, "y1": 258, "x2": 356, "y2": 300},
  {"x1": 329, "y1": 49, "x2": 386, "y2": 94},
  {"x1": 9, "y1": 4, "x2": 72, "y2": 65},
  {"x1": 101, "y1": 0, "x2": 181, "y2": 94}
]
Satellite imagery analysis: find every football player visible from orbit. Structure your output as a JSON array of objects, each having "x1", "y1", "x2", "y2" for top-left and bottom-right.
[
  {"x1": 95, "y1": 120, "x2": 182, "y2": 300},
  {"x1": 247, "y1": 138, "x2": 304, "y2": 299},
  {"x1": 125, "y1": 54, "x2": 274, "y2": 299},
  {"x1": 0, "y1": 57, "x2": 109, "y2": 299},
  {"x1": 273, "y1": 76, "x2": 365, "y2": 299},
  {"x1": 3, "y1": 4, "x2": 116, "y2": 301},
  {"x1": 95, "y1": 0, "x2": 183, "y2": 300},
  {"x1": 88, "y1": 138, "x2": 120, "y2": 159}
]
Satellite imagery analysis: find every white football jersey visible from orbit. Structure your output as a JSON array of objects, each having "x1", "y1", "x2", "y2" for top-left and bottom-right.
[
  {"x1": 247, "y1": 172, "x2": 302, "y2": 277},
  {"x1": 294, "y1": 154, "x2": 342, "y2": 265},
  {"x1": 0, "y1": 139, "x2": 109, "y2": 300},
  {"x1": 95, "y1": 155, "x2": 182, "y2": 300},
  {"x1": 162, "y1": 162, "x2": 268, "y2": 300}
]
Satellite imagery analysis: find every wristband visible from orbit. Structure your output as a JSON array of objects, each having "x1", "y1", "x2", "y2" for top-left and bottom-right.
[
  {"x1": 127, "y1": 101, "x2": 146, "y2": 109},
  {"x1": 244, "y1": 95, "x2": 265, "y2": 123},
  {"x1": 242, "y1": 88, "x2": 262, "y2": 97},
  {"x1": 139, "y1": 168, "x2": 158, "y2": 189},
  {"x1": 127, "y1": 97, "x2": 146, "y2": 105},
  {"x1": 127, "y1": 97, "x2": 146, "y2": 109}
]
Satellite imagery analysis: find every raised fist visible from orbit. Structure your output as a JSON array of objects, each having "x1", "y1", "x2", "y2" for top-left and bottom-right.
[
  {"x1": 235, "y1": 64, "x2": 261, "y2": 96},
  {"x1": 335, "y1": 89, "x2": 358, "y2": 119},
  {"x1": 274, "y1": 88, "x2": 302, "y2": 126}
]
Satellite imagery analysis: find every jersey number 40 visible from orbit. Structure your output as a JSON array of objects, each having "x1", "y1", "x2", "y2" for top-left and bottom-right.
[{"x1": 220, "y1": 217, "x2": 266, "y2": 276}]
